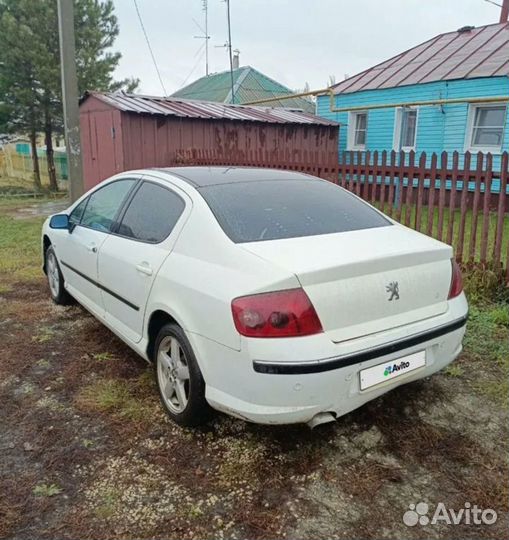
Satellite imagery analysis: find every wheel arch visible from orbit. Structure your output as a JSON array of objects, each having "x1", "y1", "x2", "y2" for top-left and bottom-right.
[
  {"x1": 146, "y1": 309, "x2": 182, "y2": 362},
  {"x1": 42, "y1": 235, "x2": 52, "y2": 273}
]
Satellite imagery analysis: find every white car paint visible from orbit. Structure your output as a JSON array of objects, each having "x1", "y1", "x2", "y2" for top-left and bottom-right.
[{"x1": 42, "y1": 167, "x2": 468, "y2": 426}]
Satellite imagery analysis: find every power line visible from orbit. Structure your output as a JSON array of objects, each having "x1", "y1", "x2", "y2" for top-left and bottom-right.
[
  {"x1": 133, "y1": 0, "x2": 167, "y2": 96},
  {"x1": 180, "y1": 42, "x2": 207, "y2": 88}
]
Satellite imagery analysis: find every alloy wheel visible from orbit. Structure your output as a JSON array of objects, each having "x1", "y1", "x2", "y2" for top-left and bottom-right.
[
  {"x1": 157, "y1": 336, "x2": 190, "y2": 414},
  {"x1": 47, "y1": 252, "x2": 60, "y2": 297}
]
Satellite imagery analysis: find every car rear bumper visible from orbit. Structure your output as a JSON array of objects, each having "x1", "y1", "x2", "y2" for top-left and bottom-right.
[
  {"x1": 252, "y1": 314, "x2": 467, "y2": 375},
  {"x1": 191, "y1": 294, "x2": 468, "y2": 425}
]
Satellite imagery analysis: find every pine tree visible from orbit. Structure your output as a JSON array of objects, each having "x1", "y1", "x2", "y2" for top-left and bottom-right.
[
  {"x1": 0, "y1": 0, "x2": 139, "y2": 191},
  {"x1": 0, "y1": 1, "x2": 43, "y2": 189}
]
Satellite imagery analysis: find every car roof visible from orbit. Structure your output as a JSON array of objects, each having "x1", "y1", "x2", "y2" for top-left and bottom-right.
[{"x1": 153, "y1": 166, "x2": 315, "y2": 187}]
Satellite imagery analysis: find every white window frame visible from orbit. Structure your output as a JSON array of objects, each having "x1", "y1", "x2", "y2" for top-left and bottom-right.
[
  {"x1": 393, "y1": 106, "x2": 419, "y2": 152},
  {"x1": 347, "y1": 111, "x2": 368, "y2": 150},
  {"x1": 465, "y1": 103, "x2": 507, "y2": 154}
]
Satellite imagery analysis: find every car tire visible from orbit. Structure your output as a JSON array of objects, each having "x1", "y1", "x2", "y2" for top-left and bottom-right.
[
  {"x1": 45, "y1": 246, "x2": 73, "y2": 305},
  {"x1": 154, "y1": 323, "x2": 212, "y2": 427}
]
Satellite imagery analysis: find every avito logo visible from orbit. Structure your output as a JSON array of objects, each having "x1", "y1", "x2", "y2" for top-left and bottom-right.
[{"x1": 384, "y1": 360, "x2": 410, "y2": 377}]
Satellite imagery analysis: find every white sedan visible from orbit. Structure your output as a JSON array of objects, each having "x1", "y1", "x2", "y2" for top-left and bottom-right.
[{"x1": 42, "y1": 167, "x2": 468, "y2": 427}]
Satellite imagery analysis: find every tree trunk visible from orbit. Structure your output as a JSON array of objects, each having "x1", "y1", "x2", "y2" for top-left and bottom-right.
[
  {"x1": 29, "y1": 129, "x2": 42, "y2": 191},
  {"x1": 45, "y1": 113, "x2": 58, "y2": 192}
]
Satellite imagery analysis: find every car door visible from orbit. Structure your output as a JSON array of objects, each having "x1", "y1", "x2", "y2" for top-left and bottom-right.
[
  {"x1": 55, "y1": 178, "x2": 138, "y2": 316},
  {"x1": 97, "y1": 179, "x2": 189, "y2": 343}
]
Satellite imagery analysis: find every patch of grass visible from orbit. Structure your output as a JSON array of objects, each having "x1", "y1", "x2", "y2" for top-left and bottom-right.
[
  {"x1": 0, "y1": 175, "x2": 67, "y2": 200},
  {"x1": 92, "y1": 352, "x2": 115, "y2": 362},
  {"x1": 0, "y1": 214, "x2": 44, "y2": 288},
  {"x1": 187, "y1": 503, "x2": 204, "y2": 519},
  {"x1": 463, "y1": 267, "x2": 508, "y2": 303},
  {"x1": 36, "y1": 358, "x2": 50, "y2": 368},
  {"x1": 444, "y1": 365, "x2": 464, "y2": 377},
  {"x1": 75, "y1": 375, "x2": 154, "y2": 422},
  {"x1": 463, "y1": 303, "x2": 509, "y2": 365},
  {"x1": 33, "y1": 483, "x2": 62, "y2": 497},
  {"x1": 94, "y1": 487, "x2": 122, "y2": 519},
  {"x1": 476, "y1": 379, "x2": 509, "y2": 407},
  {"x1": 462, "y1": 300, "x2": 509, "y2": 406},
  {"x1": 32, "y1": 326, "x2": 55, "y2": 343},
  {"x1": 488, "y1": 305, "x2": 509, "y2": 327},
  {"x1": 35, "y1": 396, "x2": 68, "y2": 412}
]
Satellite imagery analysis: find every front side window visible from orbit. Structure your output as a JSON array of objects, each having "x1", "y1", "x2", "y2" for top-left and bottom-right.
[
  {"x1": 69, "y1": 198, "x2": 88, "y2": 226},
  {"x1": 81, "y1": 179, "x2": 136, "y2": 232},
  {"x1": 396, "y1": 107, "x2": 418, "y2": 151},
  {"x1": 199, "y1": 179, "x2": 390, "y2": 243},
  {"x1": 468, "y1": 105, "x2": 506, "y2": 152},
  {"x1": 349, "y1": 112, "x2": 367, "y2": 150},
  {"x1": 117, "y1": 182, "x2": 185, "y2": 243}
]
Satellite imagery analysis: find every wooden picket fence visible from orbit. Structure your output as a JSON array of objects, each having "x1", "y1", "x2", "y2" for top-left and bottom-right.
[
  {"x1": 338, "y1": 150, "x2": 508, "y2": 281},
  {"x1": 175, "y1": 148, "x2": 509, "y2": 282},
  {"x1": 173, "y1": 147, "x2": 339, "y2": 182}
]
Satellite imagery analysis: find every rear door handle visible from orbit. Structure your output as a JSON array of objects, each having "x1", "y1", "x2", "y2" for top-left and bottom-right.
[
  {"x1": 87, "y1": 243, "x2": 97, "y2": 253},
  {"x1": 136, "y1": 262, "x2": 153, "y2": 276}
]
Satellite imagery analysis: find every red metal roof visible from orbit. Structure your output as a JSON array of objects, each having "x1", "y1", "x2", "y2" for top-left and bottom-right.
[
  {"x1": 331, "y1": 22, "x2": 509, "y2": 95},
  {"x1": 82, "y1": 91, "x2": 338, "y2": 126}
]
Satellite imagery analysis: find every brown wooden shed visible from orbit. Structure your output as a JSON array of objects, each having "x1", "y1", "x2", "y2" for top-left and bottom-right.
[{"x1": 79, "y1": 92, "x2": 339, "y2": 190}]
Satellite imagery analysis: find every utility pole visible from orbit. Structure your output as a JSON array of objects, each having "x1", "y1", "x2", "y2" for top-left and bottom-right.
[
  {"x1": 226, "y1": 0, "x2": 234, "y2": 103},
  {"x1": 57, "y1": 0, "x2": 84, "y2": 202},
  {"x1": 501, "y1": 0, "x2": 509, "y2": 22}
]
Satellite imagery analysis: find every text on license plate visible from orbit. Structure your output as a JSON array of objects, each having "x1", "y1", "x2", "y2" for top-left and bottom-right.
[{"x1": 359, "y1": 350, "x2": 426, "y2": 390}]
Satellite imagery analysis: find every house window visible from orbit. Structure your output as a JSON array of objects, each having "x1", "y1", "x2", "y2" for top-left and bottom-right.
[
  {"x1": 349, "y1": 112, "x2": 367, "y2": 150},
  {"x1": 394, "y1": 107, "x2": 418, "y2": 151},
  {"x1": 467, "y1": 104, "x2": 506, "y2": 153}
]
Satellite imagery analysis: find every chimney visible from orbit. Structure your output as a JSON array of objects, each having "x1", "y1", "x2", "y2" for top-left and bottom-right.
[
  {"x1": 500, "y1": 0, "x2": 509, "y2": 23},
  {"x1": 232, "y1": 49, "x2": 240, "y2": 70}
]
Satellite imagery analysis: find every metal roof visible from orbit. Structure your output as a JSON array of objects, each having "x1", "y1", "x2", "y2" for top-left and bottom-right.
[
  {"x1": 81, "y1": 91, "x2": 337, "y2": 126},
  {"x1": 171, "y1": 66, "x2": 315, "y2": 113},
  {"x1": 331, "y1": 22, "x2": 509, "y2": 95}
]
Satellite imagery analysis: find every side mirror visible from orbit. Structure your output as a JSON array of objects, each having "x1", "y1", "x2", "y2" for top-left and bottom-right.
[{"x1": 49, "y1": 214, "x2": 70, "y2": 230}]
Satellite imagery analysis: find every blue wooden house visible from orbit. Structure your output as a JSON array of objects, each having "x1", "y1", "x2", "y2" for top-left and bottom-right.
[{"x1": 317, "y1": 22, "x2": 509, "y2": 171}]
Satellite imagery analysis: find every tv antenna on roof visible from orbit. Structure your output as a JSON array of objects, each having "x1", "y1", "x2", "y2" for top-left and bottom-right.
[
  {"x1": 214, "y1": 0, "x2": 235, "y2": 102},
  {"x1": 193, "y1": 0, "x2": 210, "y2": 76}
]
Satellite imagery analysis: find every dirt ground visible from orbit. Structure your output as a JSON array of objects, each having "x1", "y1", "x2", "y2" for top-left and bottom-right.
[{"x1": 1, "y1": 198, "x2": 508, "y2": 540}]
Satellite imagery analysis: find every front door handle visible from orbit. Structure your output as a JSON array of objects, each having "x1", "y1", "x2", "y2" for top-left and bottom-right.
[
  {"x1": 87, "y1": 243, "x2": 97, "y2": 253},
  {"x1": 136, "y1": 262, "x2": 153, "y2": 276}
]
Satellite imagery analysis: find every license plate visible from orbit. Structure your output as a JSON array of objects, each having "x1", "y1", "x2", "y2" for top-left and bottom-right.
[{"x1": 359, "y1": 350, "x2": 426, "y2": 390}]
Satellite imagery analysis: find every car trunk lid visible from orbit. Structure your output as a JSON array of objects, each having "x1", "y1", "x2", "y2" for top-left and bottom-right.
[{"x1": 240, "y1": 225, "x2": 453, "y2": 343}]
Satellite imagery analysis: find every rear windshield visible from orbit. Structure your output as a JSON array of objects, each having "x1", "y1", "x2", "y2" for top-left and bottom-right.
[{"x1": 199, "y1": 179, "x2": 391, "y2": 243}]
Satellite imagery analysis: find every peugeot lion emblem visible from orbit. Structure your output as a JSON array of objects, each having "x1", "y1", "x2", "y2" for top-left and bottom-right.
[{"x1": 386, "y1": 281, "x2": 400, "y2": 301}]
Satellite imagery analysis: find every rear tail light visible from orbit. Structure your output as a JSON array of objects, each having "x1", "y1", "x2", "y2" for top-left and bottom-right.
[
  {"x1": 231, "y1": 288, "x2": 323, "y2": 338},
  {"x1": 448, "y1": 259, "x2": 463, "y2": 299}
]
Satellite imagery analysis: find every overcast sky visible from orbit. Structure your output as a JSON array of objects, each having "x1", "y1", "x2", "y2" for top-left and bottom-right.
[{"x1": 111, "y1": 0, "x2": 502, "y2": 96}]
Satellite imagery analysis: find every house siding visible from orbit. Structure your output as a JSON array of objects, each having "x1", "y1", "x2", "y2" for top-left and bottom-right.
[{"x1": 316, "y1": 77, "x2": 509, "y2": 169}]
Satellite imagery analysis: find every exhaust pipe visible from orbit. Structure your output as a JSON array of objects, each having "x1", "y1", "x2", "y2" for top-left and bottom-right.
[{"x1": 307, "y1": 412, "x2": 336, "y2": 429}]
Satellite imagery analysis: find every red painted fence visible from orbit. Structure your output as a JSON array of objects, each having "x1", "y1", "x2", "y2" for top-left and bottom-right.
[{"x1": 175, "y1": 148, "x2": 509, "y2": 282}]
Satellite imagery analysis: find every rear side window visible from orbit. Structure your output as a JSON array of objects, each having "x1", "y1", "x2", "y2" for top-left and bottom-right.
[
  {"x1": 81, "y1": 179, "x2": 136, "y2": 232},
  {"x1": 199, "y1": 179, "x2": 390, "y2": 243},
  {"x1": 117, "y1": 182, "x2": 185, "y2": 243}
]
